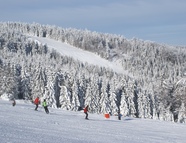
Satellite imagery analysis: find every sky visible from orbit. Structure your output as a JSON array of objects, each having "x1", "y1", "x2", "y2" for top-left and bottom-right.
[
  {"x1": 1, "y1": 98, "x2": 186, "y2": 143},
  {"x1": 0, "y1": 0, "x2": 186, "y2": 46}
]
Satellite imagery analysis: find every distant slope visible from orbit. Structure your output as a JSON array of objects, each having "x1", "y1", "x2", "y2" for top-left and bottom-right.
[
  {"x1": 27, "y1": 35, "x2": 124, "y2": 74},
  {"x1": 0, "y1": 99, "x2": 186, "y2": 143}
]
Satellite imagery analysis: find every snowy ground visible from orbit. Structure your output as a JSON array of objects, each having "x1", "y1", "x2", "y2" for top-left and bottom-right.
[{"x1": 0, "y1": 99, "x2": 186, "y2": 143}]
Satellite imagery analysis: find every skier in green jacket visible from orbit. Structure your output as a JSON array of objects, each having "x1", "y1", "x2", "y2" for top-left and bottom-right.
[{"x1": 42, "y1": 99, "x2": 49, "y2": 114}]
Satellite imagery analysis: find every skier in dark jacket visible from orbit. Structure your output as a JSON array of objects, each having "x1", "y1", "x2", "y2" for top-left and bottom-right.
[
  {"x1": 118, "y1": 110, "x2": 122, "y2": 120},
  {"x1": 34, "y1": 97, "x2": 40, "y2": 111},
  {"x1": 12, "y1": 98, "x2": 16, "y2": 106},
  {"x1": 42, "y1": 99, "x2": 49, "y2": 114},
  {"x1": 84, "y1": 105, "x2": 89, "y2": 119}
]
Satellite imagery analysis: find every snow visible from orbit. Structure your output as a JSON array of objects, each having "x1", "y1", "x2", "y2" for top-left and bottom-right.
[
  {"x1": 0, "y1": 99, "x2": 186, "y2": 143},
  {"x1": 27, "y1": 35, "x2": 124, "y2": 74}
]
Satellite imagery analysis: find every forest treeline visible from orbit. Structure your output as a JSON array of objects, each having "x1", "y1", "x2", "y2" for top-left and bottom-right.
[{"x1": 0, "y1": 22, "x2": 186, "y2": 123}]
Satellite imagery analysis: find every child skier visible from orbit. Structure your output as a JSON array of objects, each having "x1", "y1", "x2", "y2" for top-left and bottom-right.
[
  {"x1": 84, "y1": 105, "x2": 89, "y2": 119},
  {"x1": 42, "y1": 99, "x2": 49, "y2": 114},
  {"x1": 34, "y1": 97, "x2": 40, "y2": 111}
]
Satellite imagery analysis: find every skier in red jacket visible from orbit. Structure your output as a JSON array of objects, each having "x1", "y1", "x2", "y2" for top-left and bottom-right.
[
  {"x1": 84, "y1": 105, "x2": 89, "y2": 119},
  {"x1": 34, "y1": 97, "x2": 40, "y2": 111}
]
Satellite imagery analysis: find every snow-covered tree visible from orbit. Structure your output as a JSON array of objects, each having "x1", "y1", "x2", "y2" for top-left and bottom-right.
[
  {"x1": 120, "y1": 89, "x2": 129, "y2": 117},
  {"x1": 99, "y1": 81, "x2": 111, "y2": 114},
  {"x1": 71, "y1": 79, "x2": 80, "y2": 111},
  {"x1": 59, "y1": 85, "x2": 71, "y2": 110}
]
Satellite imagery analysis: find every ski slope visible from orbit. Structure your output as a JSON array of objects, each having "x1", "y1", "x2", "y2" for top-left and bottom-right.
[
  {"x1": 27, "y1": 35, "x2": 124, "y2": 73},
  {"x1": 0, "y1": 99, "x2": 186, "y2": 143}
]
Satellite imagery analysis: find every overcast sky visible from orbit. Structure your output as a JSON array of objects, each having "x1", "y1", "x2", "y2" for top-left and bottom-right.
[{"x1": 0, "y1": 0, "x2": 186, "y2": 46}]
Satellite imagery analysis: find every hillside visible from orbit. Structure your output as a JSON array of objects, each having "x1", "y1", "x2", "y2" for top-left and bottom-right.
[
  {"x1": 27, "y1": 35, "x2": 124, "y2": 73},
  {"x1": 0, "y1": 22, "x2": 186, "y2": 124},
  {"x1": 1, "y1": 99, "x2": 186, "y2": 143}
]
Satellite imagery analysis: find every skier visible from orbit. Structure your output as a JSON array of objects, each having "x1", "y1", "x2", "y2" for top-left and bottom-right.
[
  {"x1": 118, "y1": 110, "x2": 122, "y2": 120},
  {"x1": 42, "y1": 99, "x2": 49, "y2": 114},
  {"x1": 12, "y1": 98, "x2": 16, "y2": 106},
  {"x1": 34, "y1": 96, "x2": 40, "y2": 111},
  {"x1": 84, "y1": 105, "x2": 89, "y2": 119}
]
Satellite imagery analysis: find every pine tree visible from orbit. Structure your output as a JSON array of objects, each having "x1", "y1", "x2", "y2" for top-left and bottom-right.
[
  {"x1": 71, "y1": 80, "x2": 80, "y2": 111},
  {"x1": 100, "y1": 81, "x2": 111, "y2": 114},
  {"x1": 120, "y1": 89, "x2": 129, "y2": 117},
  {"x1": 59, "y1": 85, "x2": 71, "y2": 110}
]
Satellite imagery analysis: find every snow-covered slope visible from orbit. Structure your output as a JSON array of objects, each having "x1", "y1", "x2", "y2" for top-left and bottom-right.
[
  {"x1": 0, "y1": 99, "x2": 186, "y2": 143},
  {"x1": 27, "y1": 35, "x2": 124, "y2": 73}
]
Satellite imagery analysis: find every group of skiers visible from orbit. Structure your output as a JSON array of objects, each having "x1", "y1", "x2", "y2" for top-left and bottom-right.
[
  {"x1": 8, "y1": 94, "x2": 123, "y2": 120},
  {"x1": 10, "y1": 97, "x2": 122, "y2": 120},
  {"x1": 34, "y1": 96, "x2": 89, "y2": 118},
  {"x1": 11, "y1": 96, "x2": 121, "y2": 120},
  {"x1": 34, "y1": 97, "x2": 49, "y2": 114},
  {"x1": 34, "y1": 96, "x2": 89, "y2": 119},
  {"x1": 33, "y1": 97, "x2": 121, "y2": 120}
]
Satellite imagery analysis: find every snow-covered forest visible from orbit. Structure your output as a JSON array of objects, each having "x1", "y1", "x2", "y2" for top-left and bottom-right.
[{"x1": 0, "y1": 22, "x2": 186, "y2": 123}]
